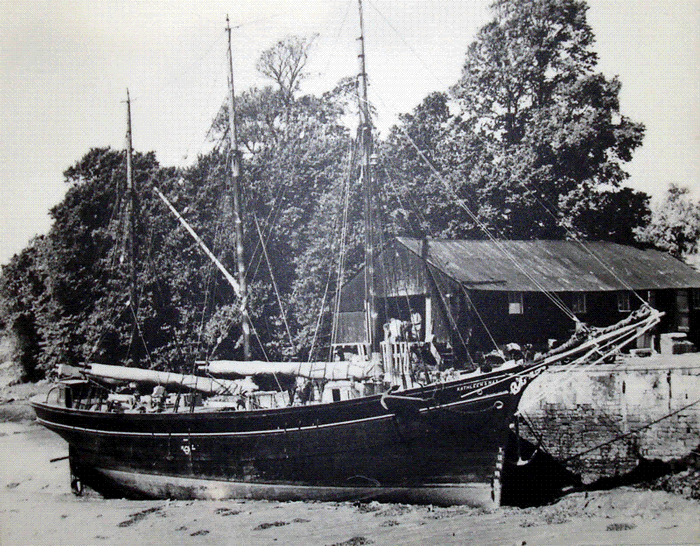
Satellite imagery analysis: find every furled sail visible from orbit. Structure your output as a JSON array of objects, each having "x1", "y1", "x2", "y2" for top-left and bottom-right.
[
  {"x1": 85, "y1": 363, "x2": 256, "y2": 395},
  {"x1": 201, "y1": 360, "x2": 370, "y2": 381}
]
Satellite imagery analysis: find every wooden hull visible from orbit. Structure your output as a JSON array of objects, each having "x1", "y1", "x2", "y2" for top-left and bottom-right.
[
  {"x1": 89, "y1": 468, "x2": 496, "y2": 506},
  {"x1": 32, "y1": 366, "x2": 531, "y2": 507}
]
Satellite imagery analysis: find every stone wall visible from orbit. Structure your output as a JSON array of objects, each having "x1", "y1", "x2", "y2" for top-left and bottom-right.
[{"x1": 518, "y1": 354, "x2": 700, "y2": 483}]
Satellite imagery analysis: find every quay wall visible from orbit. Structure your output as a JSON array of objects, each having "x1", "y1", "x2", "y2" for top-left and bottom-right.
[{"x1": 518, "y1": 354, "x2": 700, "y2": 483}]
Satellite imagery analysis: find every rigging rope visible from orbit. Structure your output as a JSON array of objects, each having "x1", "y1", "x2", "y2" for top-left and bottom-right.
[
  {"x1": 365, "y1": 0, "x2": 448, "y2": 89},
  {"x1": 365, "y1": 0, "x2": 655, "y2": 343},
  {"x1": 330, "y1": 144, "x2": 357, "y2": 352},
  {"x1": 361, "y1": 1, "x2": 588, "y2": 327},
  {"x1": 365, "y1": 0, "x2": 642, "y2": 303},
  {"x1": 253, "y1": 213, "x2": 295, "y2": 351},
  {"x1": 81, "y1": 163, "x2": 137, "y2": 365},
  {"x1": 517, "y1": 183, "x2": 650, "y2": 307},
  {"x1": 458, "y1": 306, "x2": 661, "y2": 405},
  {"x1": 563, "y1": 395, "x2": 700, "y2": 463},
  {"x1": 311, "y1": 143, "x2": 356, "y2": 362},
  {"x1": 374, "y1": 100, "x2": 582, "y2": 360},
  {"x1": 128, "y1": 301, "x2": 154, "y2": 367},
  {"x1": 247, "y1": 167, "x2": 299, "y2": 284},
  {"x1": 319, "y1": 0, "x2": 354, "y2": 79},
  {"x1": 391, "y1": 112, "x2": 580, "y2": 324},
  {"x1": 141, "y1": 197, "x2": 195, "y2": 370},
  {"x1": 308, "y1": 259, "x2": 336, "y2": 363},
  {"x1": 515, "y1": 310, "x2": 662, "y2": 412},
  {"x1": 382, "y1": 164, "x2": 433, "y2": 238},
  {"x1": 381, "y1": 162, "x2": 496, "y2": 361},
  {"x1": 460, "y1": 286, "x2": 501, "y2": 354}
]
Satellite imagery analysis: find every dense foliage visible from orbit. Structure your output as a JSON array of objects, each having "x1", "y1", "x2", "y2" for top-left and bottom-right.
[
  {"x1": 2, "y1": 0, "x2": 672, "y2": 379},
  {"x1": 379, "y1": 0, "x2": 650, "y2": 241},
  {"x1": 0, "y1": 238, "x2": 49, "y2": 380},
  {"x1": 635, "y1": 184, "x2": 700, "y2": 259},
  {"x1": 0, "y1": 37, "x2": 363, "y2": 376}
]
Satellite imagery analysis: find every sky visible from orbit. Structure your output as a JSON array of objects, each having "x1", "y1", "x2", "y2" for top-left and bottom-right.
[{"x1": 1, "y1": 0, "x2": 699, "y2": 265}]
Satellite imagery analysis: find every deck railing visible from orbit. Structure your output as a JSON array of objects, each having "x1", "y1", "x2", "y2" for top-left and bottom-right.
[{"x1": 380, "y1": 341, "x2": 425, "y2": 389}]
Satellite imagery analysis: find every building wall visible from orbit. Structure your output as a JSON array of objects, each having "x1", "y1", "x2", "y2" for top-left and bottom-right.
[
  {"x1": 335, "y1": 242, "x2": 463, "y2": 348},
  {"x1": 685, "y1": 288, "x2": 700, "y2": 347},
  {"x1": 466, "y1": 289, "x2": 697, "y2": 355},
  {"x1": 335, "y1": 239, "x2": 700, "y2": 355},
  {"x1": 518, "y1": 355, "x2": 700, "y2": 483},
  {"x1": 467, "y1": 291, "x2": 576, "y2": 353}
]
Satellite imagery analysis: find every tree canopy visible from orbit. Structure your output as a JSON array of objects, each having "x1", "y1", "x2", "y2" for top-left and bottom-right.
[
  {"x1": 380, "y1": 0, "x2": 649, "y2": 241},
  {"x1": 256, "y1": 34, "x2": 318, "y2": 108},
  {"x1": 635, "y1": 184, "x2": 700, "y2": 259}
]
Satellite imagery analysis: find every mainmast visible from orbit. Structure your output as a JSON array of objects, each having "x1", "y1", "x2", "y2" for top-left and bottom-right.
[
  {"x1": 226, "y1": 16, "x2": 252, "y2": 360},
  {"x1": 357, "y1": 0, "x2": 379, "y2": 357}
]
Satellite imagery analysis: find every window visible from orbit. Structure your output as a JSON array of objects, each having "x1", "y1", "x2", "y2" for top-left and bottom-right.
[
  {"x1": 508, "y1": 292, "x2": 524, "y2": 315},
  {"x1": 693, "y1": 289, "x2": 700, "y2": 310},
  {"x1": 617, "y1": 292, "x2": 631, "y2": 312},
  {"x1": 647, "y1": 290, "x2": 656, "y2": 308},
  {"x1": 677, "y1": 290, "x2": 690, "y2": 332},
  {"x1": 572, "y1": 293, "x2": 587, "y2": 314}
]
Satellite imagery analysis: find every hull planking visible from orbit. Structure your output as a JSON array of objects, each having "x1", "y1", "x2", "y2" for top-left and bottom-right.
[{"x1": 32, "y1": 365, "x2": 532, "y2": 507}]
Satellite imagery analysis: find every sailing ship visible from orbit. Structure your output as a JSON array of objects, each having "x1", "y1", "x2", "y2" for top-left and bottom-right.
[{"x1": 32, "y1": 3, "x2": 662, "y2": 508}]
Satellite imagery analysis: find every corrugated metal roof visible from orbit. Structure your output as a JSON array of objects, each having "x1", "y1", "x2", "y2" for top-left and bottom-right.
[{"x1": 396, "y1": 237, "x2": 700, "y2": 292}]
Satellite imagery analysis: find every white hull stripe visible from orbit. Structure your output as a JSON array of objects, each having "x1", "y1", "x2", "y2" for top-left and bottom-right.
[
  {"x1": 96, "y1": 467, "x2": 496, "y2": 507},
  {"x1": 102, "y1": 467, "x2": 490, "y2": 491},
  {"x1": 36, "y1": 391, "x2": 508, "y2": 439}
]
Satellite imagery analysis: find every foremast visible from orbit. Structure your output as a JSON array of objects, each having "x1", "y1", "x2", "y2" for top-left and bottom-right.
[{"x1": 226, "y1": 16, "x2": 252, "y2": 360}]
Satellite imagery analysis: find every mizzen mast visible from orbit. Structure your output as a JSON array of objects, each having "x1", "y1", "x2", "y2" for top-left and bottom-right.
[
  {"x1": 357, "y1": 0, "x2": 379, "y2": 359},
  {"x1": 125, "y1": 89, "x2": 136, "y2": 311},
  {"x1": 226, "y1": 16, "x2": 251, "y2": 360},
  {"x1": 124, "y1": 89, "x2": 139, "y2": 366}
]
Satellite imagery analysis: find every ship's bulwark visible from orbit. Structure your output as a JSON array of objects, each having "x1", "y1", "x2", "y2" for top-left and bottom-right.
[{"x1": 32, "y1": 369, "x2": 525, "y2": 507}]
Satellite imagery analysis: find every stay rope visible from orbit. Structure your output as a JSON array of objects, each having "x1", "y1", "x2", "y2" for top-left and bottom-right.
[
  {"x1": 253, "y1": 213, "x2": 295, "y2": 351},
  {"x1": 311, "y1": 143, "x2": 356, "y2": 362},
  {"x1": 381, "y1": 163, "x2": 503, "y2": 358},
  {"x1": 330, "y1": 145, "x2": 356, "y2": 351},
  {"x1": 366, "y1": 0, "x2": 646, "y2": 309},
  {"x1": 363, "y1": 1, "x2": 643, "y2": 330}
]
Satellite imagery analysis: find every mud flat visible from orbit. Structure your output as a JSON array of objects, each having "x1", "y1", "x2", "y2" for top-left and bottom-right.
[{"x1": 1, "y1": 390, "x2": 699, "y2": 545}]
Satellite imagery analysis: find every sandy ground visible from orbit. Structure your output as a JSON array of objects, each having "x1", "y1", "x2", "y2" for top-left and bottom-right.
[{"x1": 0, "y1": 388, "x2": 699, "y2": 545}]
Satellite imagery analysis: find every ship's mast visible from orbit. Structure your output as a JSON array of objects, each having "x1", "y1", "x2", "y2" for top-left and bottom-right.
[
  {"x1": 357, "y1": 0, "x2": 379, "y2": 357},
  {"x1": 226, "y1": 16, "x2": 251, "y2": 360},
  {"x1": 124, "y1": 89, "x2": 139, "y2": 365}
]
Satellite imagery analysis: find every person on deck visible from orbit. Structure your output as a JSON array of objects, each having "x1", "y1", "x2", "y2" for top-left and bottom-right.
[{"x1": 410, "y1": 310, "x2": 422, "y2": 341}]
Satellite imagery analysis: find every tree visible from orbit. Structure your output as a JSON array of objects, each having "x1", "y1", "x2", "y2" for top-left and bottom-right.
[
  {"x1": 379, "y1": 92, "x2": 469, "y2": 237},
  {"x1": 635, "y1": 184, "x2": 700, "y2": 258},
  {"x1": 33, "y1": 147, "x2": 239, "y2": 372},
  {"x1": 214, "y1": 35, "x2": 321, "y2": 150},
  {"x1": 256, "y1": 34, "x2": 318, "y2": 108},
  {"x1": 239, "y1": 79, "x2": 359, "y2": 358},
  {"x1": 0, "y1": 237, "x2": 50, "y2": 380},
  {"x1": 560, "y1": 185, "x2": 650, "y2": 243},
  {"x1": 382, "y1": 0, "x2": 649, "y2": 241},
  {"x1": 208, "y1": 49, "x2": 362, "y2": 359},
  {"x1": 40, "y1": 147, "x2": 132, "y2": 368},
  {"x1": 0, "y1": 31, "x2": 362, "y2": 376}
]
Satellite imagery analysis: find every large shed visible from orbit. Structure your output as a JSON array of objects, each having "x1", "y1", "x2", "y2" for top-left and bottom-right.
[{"x1": 335, "y1": 237, "x2": 700, "y2": 362}]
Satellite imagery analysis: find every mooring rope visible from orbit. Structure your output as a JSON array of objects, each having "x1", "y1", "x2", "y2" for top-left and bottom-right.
[{"x1": 563, "y1": 396, "x2": 700, "y2": 462}]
